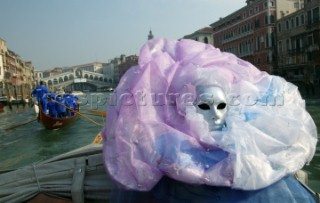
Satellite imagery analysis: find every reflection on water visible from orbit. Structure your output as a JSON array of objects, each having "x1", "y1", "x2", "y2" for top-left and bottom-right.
[{"x1": 0, "y1": 93, "x2": 319, "y2": 193}]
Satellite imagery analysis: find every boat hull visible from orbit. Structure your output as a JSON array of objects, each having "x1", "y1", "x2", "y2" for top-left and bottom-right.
[{"x1": 39, "y1": 105, "x2": 78, "y2": 130}]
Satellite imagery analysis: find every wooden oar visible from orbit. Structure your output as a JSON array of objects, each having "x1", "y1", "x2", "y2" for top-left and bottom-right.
[
  {"x1": 85, "y1": 110, "x2": 106, "y2": 117},
  {"x1": 4, "y1": 118, "x2": 37, "y2": 131},
  {"x1": 52, "y1": 99, "x2": 104, "y2": 127},
  {"x1": 80, "y1": 112, "x2": 106, "y2": 117},
  {"x1": 92, "y1": 132, "x2": 103, "y2": 144}
]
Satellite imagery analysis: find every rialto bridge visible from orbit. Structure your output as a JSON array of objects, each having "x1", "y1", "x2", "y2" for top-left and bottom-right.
[{"x1": 40, "y1": 70, "x2": 114, "y2": 92}]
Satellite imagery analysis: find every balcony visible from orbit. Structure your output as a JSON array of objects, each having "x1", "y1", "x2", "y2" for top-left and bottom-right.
[{"x1": 222, "y1": 30, "x2": 254, "y2": 44}]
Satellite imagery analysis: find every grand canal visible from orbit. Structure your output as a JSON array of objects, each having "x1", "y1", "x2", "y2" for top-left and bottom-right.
[{"x1": 0, "y1": 92, "x2": 319, "y2": 193}]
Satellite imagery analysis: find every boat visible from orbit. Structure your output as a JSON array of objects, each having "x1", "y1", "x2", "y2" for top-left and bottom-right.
[
  {"x1": 0, "y1": 142, "x2": 318, "y2": 203},
  {"x1": 39, "y1": 104, "x2": 79, "y2": 130},
  {"x1": 71, "y1": 90, "x2": 85, "y2": 97}
]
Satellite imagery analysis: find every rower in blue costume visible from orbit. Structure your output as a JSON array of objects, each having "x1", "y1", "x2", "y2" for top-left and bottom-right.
[
  {"x1": 63, "y1": 94, "x2": 73, "y2": 117},
  {"x1": 31, "y1": 81, "x2": 50, "y2": 112},
  {"x1": 70, "y1": 94, "x2": 79, "y2": 113},
  {"x1": 55, "y1": 94, "x2": 66, "y2": 118},
  {"x1": 47, "y1": 93, "x2": 57, "y2": 118}
]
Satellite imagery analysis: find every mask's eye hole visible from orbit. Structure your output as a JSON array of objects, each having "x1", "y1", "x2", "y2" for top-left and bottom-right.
[
  {"x1": 198, "y1": 103, "x2": 210, "y2": 110},
  {"x1": 217, "y1": 103, "x2": 226, "y2": 110}
]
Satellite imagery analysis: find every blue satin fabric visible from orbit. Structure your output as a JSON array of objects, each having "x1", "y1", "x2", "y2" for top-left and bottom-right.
[{"x1": 110, "y1": 175, "x2": 317, "y2": 203}]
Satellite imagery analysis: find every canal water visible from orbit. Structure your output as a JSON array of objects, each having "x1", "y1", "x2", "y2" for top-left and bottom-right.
[{"x1": 0, "y1": 92, "x2": 319, "y2": 193}]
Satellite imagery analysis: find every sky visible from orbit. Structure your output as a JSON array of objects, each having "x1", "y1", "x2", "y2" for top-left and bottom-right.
[{"x1": 0, "y1": 0, "x2": 246, "y2": 70}]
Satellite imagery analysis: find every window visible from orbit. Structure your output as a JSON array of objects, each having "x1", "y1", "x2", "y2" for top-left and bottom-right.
[
  {"x1": 278, "y1": 23, "x2": 282, "y2": 32},
  {"x1": 296, "y1": 16, "x2": 299, "y2": 26},
  {"x1": 308, "y1": 35, "x2": 313, "y2": 46},
  {"x1": 286, "y1": 39, "x2": 290, "y2": 50},
  {"x1": 291, "y1": 39, "x2": 296, "y2": 50},
  {"x1": 313, "y1": 7, "x2": 319, "y2": 23},
  {"x1": 278, "y1": 41, "x2": 283, "y2": 53},
  {"x1": 265, "y1": 15, "x2": 269, "y2": 24},
  {"x1": 296, "y1": 38, "x2": 300, "y2": 51},
  {"x1": 255, "y1": 19, "x2": 260, "y2": 28},
  {"x1": 291, "y1": 18, "x2": 294, "y2": 28},
  {"x1": 204, "y1": 37, "x2": 208, "y2": 44},
  {"x1": 286, "y1": 20, "x2": 289, "y2": 29},
  {"x1": 307, "y1": 10, "x2": 312, "y2": 24},
  {"x1": 270, "y1": 15, "x2": 275, "y2": 23},
  {"x1": 301, "y1": 14, "x2": 305, "y2": 24}
]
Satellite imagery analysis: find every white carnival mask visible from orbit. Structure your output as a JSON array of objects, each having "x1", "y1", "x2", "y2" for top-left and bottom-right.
[{"x1": 195, "y1": 86, "x2": 228, "y2": 131}]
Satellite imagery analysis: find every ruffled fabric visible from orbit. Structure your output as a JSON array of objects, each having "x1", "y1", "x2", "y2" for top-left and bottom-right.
[{"x1": 102, "y1": 38, "x2": 317, "y2": 191}]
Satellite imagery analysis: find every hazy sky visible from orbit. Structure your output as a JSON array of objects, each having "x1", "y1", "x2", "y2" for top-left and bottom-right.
[{"x1": 0, "y1": 0, "x2": 246, "y2": 70}]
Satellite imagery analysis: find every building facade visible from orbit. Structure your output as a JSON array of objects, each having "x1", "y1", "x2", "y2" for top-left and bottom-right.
[
  {"x1": 183, "y1": 27, "x2": 214, "y2": 44},
  {"x1": 0, "y1": 38, "x2": 35, "y2": 98},
  {"x1": 275, "y1": 0, "x2": 319, "y2": 83},
  {"x1": 304, "y1": 0, "x2": 320, "y2": 81},
  {"x1": 210, "y1": 0, "x2": 303, "y2": 73},
  {"x1": 118, "y1": 55, "x2": 139, "y2": 78}
]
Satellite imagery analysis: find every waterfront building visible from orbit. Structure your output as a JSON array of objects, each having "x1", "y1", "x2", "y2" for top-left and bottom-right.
[
  {"x1": 210, "y1": 0, "x2": 303, "y2": 73},
  {"x1": 275, "y1": 0, "x2": 319, "y2": 84},
  {"x1": 276, "y1": 8, "x2": 307, "y2": 80},
  {"x1": 0, "y1": 39, "x2": 7, "y2": 88},
  {"x1": 118, "y1": 55, "x2": 139, "y2": 78},
  {"x1": 304, "y1": 0, "x2": 320, "y2": 82},
  {"x1": 183, "y1": 27, "x2": 214, "y2": 45},
  {"x1": 0, "y1": 38, "x2": 35, "y2": 98}
]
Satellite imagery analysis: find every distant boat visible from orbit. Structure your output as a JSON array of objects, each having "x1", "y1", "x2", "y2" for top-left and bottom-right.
[
  {"x1": 71, "y1": 91, "x2": 85, "y2": 97},
  {"x1": 106, "y1": 87, "x2": 114, "y2": 92},
  {"x1": 39, "y1": 104, "x2": 79, "y2": 130}
]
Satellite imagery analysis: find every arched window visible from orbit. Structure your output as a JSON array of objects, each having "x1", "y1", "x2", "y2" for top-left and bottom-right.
[
  {"x1": 89, "y1": 75, "x2": 94, "y2": 80},
  {"x1": 64, "y1": 76, "x2": 69, "y2": 81},
  {"x1": 59, "y1": 77, "x2": 63, "y2": 83},
  {"x1": 48, "y1": 80, "x2": 53, "y2": 85},
  {"x1": 204, "y1": 37, "x2": 209, "y2": 44},
  {"x1": 278, "y1": 23, "x2": 282, "y2": 32},
  {"x1": 84, "y1": 74, "x2": 89, "y2": 79}
]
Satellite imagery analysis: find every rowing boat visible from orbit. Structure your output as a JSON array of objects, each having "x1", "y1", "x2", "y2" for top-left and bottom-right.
[{"x1": 39, "y1": 104, "x2": 79, "y2": 130}]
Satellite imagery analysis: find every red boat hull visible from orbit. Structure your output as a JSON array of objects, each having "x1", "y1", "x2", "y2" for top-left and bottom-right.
[{"x1": 39, "y1": 105, "x2": 79, "y2": 130}]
